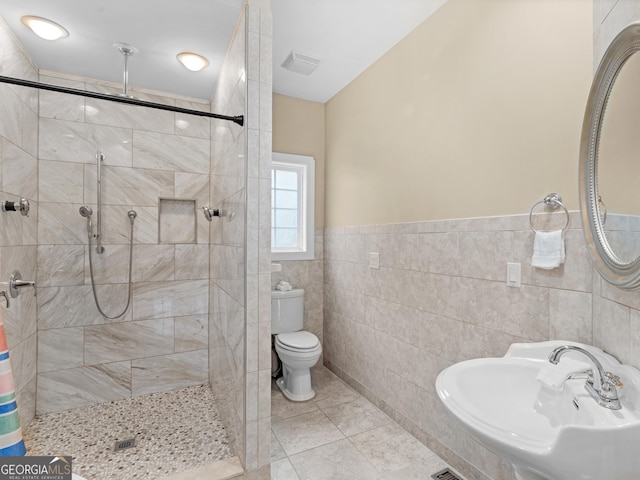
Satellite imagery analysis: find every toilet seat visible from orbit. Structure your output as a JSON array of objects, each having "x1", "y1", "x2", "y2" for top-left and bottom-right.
[
  {"x1": 276, "y1": 331, "x2": 319, "y2": 351},
  {"x1": 274, "y1": 331, "x2": 321, "y2": 402}
]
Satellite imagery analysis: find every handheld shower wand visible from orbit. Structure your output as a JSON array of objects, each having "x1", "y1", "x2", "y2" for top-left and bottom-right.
[
  {"x1": 78, "y1": 151, "x2": 137, "y2": 319},
  {"x1": 79, "y1": 206, "x2": 93, "y2": 218},
  {"x1": 79, "y1": 206, "x2": 94, "y2": 237}
]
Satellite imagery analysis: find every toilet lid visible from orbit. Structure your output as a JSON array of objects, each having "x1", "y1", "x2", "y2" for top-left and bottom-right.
[{"x1": 277, "y1": 331, "x2": 319, "y2": 350}]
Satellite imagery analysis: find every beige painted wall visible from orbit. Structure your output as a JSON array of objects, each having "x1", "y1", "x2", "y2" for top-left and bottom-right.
[
  {"x1": 273, "y1": 93, "x2": 326, "y2": 227},
  {"x1": 324, "y1": 0, "x2": 593, "y2": 227}
]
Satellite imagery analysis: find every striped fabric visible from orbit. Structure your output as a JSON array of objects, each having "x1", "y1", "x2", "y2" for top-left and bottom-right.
[{"x1": 0, "y1": 321, "x2": 25, "y2": 456}]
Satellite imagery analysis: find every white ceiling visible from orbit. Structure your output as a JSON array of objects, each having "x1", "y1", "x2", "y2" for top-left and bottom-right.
[
  {"x1": 272, "y1": 0, "x2": 448, "y2": 103},
  {"x1": 0, "y1": 0, "x2": 447, "y2": 103},
  {"x1": 0, "y1": 0, "x2": 245, "y2": 100}
]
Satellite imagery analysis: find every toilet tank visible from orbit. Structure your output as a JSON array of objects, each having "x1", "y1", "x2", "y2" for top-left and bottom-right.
[{"x1": 271, "y1": 288, "x2": 304, "y2": 334}]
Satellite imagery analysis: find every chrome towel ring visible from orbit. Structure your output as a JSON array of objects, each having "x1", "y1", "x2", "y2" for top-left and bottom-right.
[{"x1": 529, "y1": 193, "x2": 570, "y2": 233}]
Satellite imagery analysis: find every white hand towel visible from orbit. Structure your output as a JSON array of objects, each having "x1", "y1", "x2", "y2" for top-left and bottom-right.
[
  {"x1": 276, "y1": 281, "x2": 292, "y2": 291},
  {"x1": 531, "y1": 230, "x2": 565, "y2": 270},
  {"x1": 536, "y1": 358, "x2": 591, "y2": 391}
]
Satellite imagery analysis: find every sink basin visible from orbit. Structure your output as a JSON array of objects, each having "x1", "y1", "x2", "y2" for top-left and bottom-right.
[{"x1": 436, "y1": 341, "x2": 640, "y2": 480}]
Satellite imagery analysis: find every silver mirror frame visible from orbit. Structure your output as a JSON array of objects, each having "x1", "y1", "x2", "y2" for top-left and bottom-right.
[{"x1": 580, "y1": 22, "x2": 640, "y2": 290}]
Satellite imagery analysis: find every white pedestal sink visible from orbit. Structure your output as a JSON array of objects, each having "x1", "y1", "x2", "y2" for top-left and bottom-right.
[{"x1": 436, "y1": 341, "x2": 640, "y2": 480}]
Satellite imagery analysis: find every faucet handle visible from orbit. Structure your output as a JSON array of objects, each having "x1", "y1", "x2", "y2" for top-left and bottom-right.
[
  {"x1": 595, "y1": 371, "x2": 623, "y2": 409},
  {"x1": 604, "y1": 372, "x2": 623, "y2": 389},
  {"x1": 585, "y1": 368, "x2": 596, "y2": 386}
]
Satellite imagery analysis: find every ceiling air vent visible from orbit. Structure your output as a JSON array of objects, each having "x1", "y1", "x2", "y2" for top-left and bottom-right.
[{"x1": 281, "y1": 50, "x2": 322, "y2": 76}]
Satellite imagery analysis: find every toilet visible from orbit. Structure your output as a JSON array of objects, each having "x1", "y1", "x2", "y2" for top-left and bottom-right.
[{"x1": 271, "y1": 288, "x2": 322, "y2": 401}]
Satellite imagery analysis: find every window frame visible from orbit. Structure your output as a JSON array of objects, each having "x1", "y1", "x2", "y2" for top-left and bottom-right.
[{"x1": 271, "y1": 152, "x2": 315, "y2": 261}]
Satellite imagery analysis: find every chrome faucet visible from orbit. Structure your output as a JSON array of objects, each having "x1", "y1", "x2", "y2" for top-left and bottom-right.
[{"x1": 549, "y1": 345, "x2": 621, "y2": 410}]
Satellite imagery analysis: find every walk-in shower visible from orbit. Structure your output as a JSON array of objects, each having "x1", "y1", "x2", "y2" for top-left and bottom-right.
[
  {"x1": 79, "y1": 152, "x2": 138, "y2": 319},
  {"x1": 0, "y1": 2, "x2": 253, "y2": 477},
  {"x1": 1, "y1": 59, "x2": 244, "y2": 480}
]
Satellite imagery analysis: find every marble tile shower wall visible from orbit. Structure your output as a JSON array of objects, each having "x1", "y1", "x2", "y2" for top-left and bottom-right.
[
  {"x1": 209, "y1": 6, "x2": 273, "y2": 478},
  {"x1": 243, "y1": 6, "x2": 273, "y2": 478},
  {"x1": 0, "y1": 18, "x2": 39, "y2": 427},
  {"x1": 209, "y1": 6, "x2": 247, "y2": 468},
  {"x1": 35, "y1": 72, "x2": 213, "y2": 414},
  {"x1": 323, "y1": 213, "x2": 593, "y2": 480}
]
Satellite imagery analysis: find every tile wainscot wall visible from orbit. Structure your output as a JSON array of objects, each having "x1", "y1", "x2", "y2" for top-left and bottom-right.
[{"x1": 323, "y1": 212, "x2": 596, "y2": 480}]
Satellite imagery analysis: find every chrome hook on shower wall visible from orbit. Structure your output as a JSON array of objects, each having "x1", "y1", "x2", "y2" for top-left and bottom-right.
[{"x1": 2, "y1": 198, "x2": 30, "y2": 217}]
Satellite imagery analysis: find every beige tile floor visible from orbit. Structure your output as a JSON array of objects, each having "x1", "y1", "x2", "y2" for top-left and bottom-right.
[{"x1": 271, "y1": 366, "x2": 464, "y2": 480}]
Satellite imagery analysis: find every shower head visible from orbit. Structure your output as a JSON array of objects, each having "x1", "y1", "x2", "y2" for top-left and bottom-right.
[
  {"x1": 114, "y1": 42, "x2": 138, "y2": 57},
  {"x1": 113, "y1": 42, "x2": 138, "y2": 99},
  {"x1": 79, "y1": 206, "x2": 93, "y2": 218}
]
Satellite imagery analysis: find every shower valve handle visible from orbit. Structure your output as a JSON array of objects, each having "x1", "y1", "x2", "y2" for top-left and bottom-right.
[
  {"x1": 0, "y1": 291, "x2": 8, "y2": 308},
  {"x1": 1, "y1": 198, "x2": 30, "y2": 217},
  {"x1": 202, "y1": 207, "x2": 227, "y2": 221}
]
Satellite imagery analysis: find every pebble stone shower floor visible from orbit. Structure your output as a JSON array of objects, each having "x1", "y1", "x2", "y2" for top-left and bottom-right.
[{"x1": 23, "y1": 385, "x2": 233, "y2": 480}]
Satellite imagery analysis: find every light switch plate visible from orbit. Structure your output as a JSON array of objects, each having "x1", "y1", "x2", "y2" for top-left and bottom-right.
[
  {"x1": 507, "y1": 262, "x2": 521, "y2": 288},
  {"x1": 369, "y1": 252, "x2": 380, "y2": 269}
]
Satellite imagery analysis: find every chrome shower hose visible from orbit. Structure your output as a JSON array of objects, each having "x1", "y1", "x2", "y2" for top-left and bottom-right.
[{"x1": 86, "y1": 211, "x2": 137, "y2": 319}]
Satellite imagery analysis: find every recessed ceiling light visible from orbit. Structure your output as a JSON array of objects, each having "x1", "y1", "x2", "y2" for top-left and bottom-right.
[
  {"x1": 20, "y1": 15, "x2": 69, "y2": 41},
  {"x1": 177, "y1": 52, "x2": 209, "y2": 72}
]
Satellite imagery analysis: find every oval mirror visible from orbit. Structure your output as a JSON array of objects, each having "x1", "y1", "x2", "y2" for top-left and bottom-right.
[{"x1": 580, "y1": 22, "x2": 640, "y2": 289}]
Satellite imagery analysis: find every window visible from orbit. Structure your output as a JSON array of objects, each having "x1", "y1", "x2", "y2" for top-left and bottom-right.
[{"x1": 271, "y1": 153, "x2": 315, "y2": 260}]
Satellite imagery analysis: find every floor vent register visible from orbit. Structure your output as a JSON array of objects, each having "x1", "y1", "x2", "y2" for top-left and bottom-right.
[
  {"x1": 113, "y1": 438, "x2": 136, "y2": 452},
  {"x1": 431, "y1": 467, "x2": 464, "y2": 480}
]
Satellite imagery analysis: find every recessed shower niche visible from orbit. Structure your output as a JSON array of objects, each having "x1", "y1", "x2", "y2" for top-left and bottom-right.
[{"x1": 158, "y1": 198, "x2": 197, "y2": 244}]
